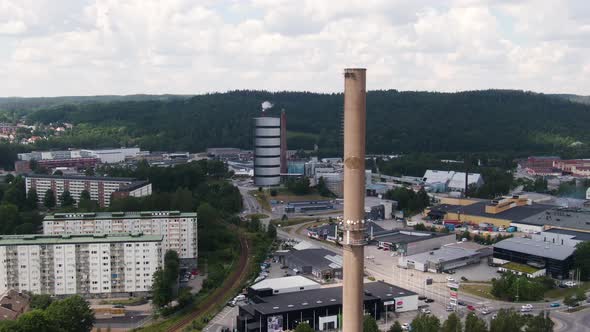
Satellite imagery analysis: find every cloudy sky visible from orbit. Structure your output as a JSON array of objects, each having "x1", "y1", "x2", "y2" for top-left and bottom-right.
[{"x1": 1, "y1": 0, "x2": 589, "y2": 96}]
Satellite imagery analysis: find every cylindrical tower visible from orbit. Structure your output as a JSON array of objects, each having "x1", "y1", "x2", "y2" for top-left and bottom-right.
[
  {"x1": 280, "y1": 110, "x2": 288, "y2": 174},
  {"x1": 342, "y1": 68, "x2": 366, "y2": 332},
  {"x1": 254, "y1": 116, "x2": 281, "y2": 186}
]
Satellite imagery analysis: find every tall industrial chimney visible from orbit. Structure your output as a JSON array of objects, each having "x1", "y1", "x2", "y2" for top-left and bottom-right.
[
  {"x1": 280, "y1": 110, "x2": 288, "y2": 174},
  {"x1": 342, "y1": 68, "x2": 366, "y2": 332}
]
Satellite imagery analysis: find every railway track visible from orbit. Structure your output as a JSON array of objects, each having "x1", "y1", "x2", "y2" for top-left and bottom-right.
[{"x1": 167, "y1": 233, "x2": 250, "y2": 332}]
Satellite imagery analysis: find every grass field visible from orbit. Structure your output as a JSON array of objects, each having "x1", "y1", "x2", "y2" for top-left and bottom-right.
[
  {"x1": 502, "y1": 262, "x2": 540, "y2": 274},
  {"x1": 545, "y1": 282, "x2": 590, "y2": 299},
  {"x1": 461, "y1": 283, "x2": 497, "y2": 300}
]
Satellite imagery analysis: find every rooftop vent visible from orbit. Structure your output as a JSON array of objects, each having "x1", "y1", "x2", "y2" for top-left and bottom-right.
[
  {"x1": 316, "y1": 300, "x2": 322, "y2": 304},
  {"x1": 273, "y1": 306, "x2": 279, "y2": 310},
  {"x1": 330, "y1": 299, "x2": 336, "y2": 302},
  {"x1": 302, "y1": 302, "x2": 308, "y2": 306},
  {"x1": 287, "y1": 305, "x2": 294, "y2": 308}
]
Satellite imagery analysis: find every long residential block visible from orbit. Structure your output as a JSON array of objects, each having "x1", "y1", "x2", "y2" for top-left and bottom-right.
[
  {"x1": 0, "y1": 233, "x2": 162, "y2": 297},
  {"x1": 25, "y1": 174, "x2": 152, "y2": 207},
  {"x1": 43, "y1": 211, "x2": 198, "y2": 267}
]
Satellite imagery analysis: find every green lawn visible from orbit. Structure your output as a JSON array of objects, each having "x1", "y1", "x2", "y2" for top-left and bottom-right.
[
  {"x1": 545, "y1": 282, "x2": 590, "y2": 299},
  {"x1": 461, "y1": 283, "x2": 498, "y2": 300},
  {"x1": 503, "y1": 262, "x2": 540, "y2": 274},
  {"x1": 99, "y1": 297, "x2": 147, "y2": 306}
]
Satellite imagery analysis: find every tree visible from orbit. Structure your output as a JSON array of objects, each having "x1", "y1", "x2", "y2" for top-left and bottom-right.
[
  {"x1": 171, "y1": 187, "x2": 194, "y2": 212},
  {"x1": 12, "y1": 309, "x2": 55, "y2": 332},
  {"x1": 411, "y1": 313, "x2": 441, "y2": 332},
  {"x1": 294, "y1": 322, "x2": 314, "y2": 332},
  {"x1": 524, "y1": 311, "x2": 554, "y2": 332},
  {"x1": 249, "y1": 216, "x2": 261, "y2": 232},
  {"x1": 59, "y1": 190, "x2": 76, "y2": 207},
  {"x1": 464, "y1": 312, "x2": 487, "y2": 332},
  {"x1": 3, "y1": 174, "x2": 14, "y2": 184},
  {"x1": 45, "y1": 296, "x2": 95, "y2": 332},
  {"x1": 363, "y1": 315, "x2": 379, "y2": 332},
  {"x1": 575, "y1": 288, "x2": 586, "y2": 302},
  {"x1": 414, "y1": 223, "x2": 427, "y2": 231},
  {"x1": 80, "y1": 190, "x2": 91, "y2": 201},
  {"x1": 44, "y1": 189, "x2": 56, "y2": 209},
  {"x1": 267, "y1": 223, "x2": 277, "y2": 239},
  {"x1": 152, "y1": 250, "x2": 180, "y2": 308},
  {"x1": 30, "y1": 294, "x2": 53, "y2": 310},
  {"x1": 84, "y1": 168, "x2": 95, "y2": 176},
  {"x1": 0, "y1": 204, "x2": 20, "y2": 234},
  {"x1": 490, "y1": 309, "x2": 525, "y2": 332},
  {"x1": 53, "y1": 170, "x2": 63, "y2": 176},
  {"x1": 316, "y1": 177, "x2": 333, "y2": 197},
  {"x1": 574, "y1": 241, "x2": 590, "y2": 281},
  {"x1": 25, "y1": 188, "x2": 39, "y2": 210},
  {"x1": 442, "y1": 313, "x2": 462, "y2": 332},
  {"x1": 151, "y1": 269, "x2": 168, "y2": 308},
  {"x1": 389, "y1": 321, "x2": 403, "y2": 332},
  {"x1": 563, "y1": 295, "x2": 578, "y2": 307}
]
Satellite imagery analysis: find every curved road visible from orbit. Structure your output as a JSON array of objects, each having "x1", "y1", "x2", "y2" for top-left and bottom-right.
[{"x1": 167, "y1": 232, "x2": 250, "y2": 332}]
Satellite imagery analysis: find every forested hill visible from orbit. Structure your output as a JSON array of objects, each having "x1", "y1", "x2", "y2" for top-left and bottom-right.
[{"x1": 6, "y1": 90, "x2": 590, "y2": 156}]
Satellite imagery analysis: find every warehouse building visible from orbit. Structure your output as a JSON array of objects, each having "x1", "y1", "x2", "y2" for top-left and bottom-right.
[
  {"x1": 275, "y1": 248, "x2": 343, "y2": 281},
  {"x1": 513, "y1": 207, "x2": 590, "y2": 234},
  {"x1": 43, "y1": 211, "x2": 198, "y2": 267},
  {"x1": 373, "y1": 231, "x2": 456, "y2": 256},
  {"x1": 398, "y1": 242, "x2": 491, "y2": 273},
  {"x1": 25, "y1": 174, "x2": 152, "y2": 208},
  {"x1": 0, "y1": 233, "x2": 162, "y2": 297},
  {"x1": 422, "y1": 170, "x2": 484, "y2": 193},
  {"x1": 285, "y1": 201, "x2": 334, "y2": 213},
  {"x1": 428, "y1": 196, "x2": 553, "y2": 228},
  {"x1": 248, "y1": 276, "x2": 320, "y2": 298},
  {"x1": 492, "y1": 237, "x2": 575, "y2": 279},
  {"x1": 237, "y1": 281, "x2": 417, "y2": 332},
  {"x1": 532, "y1": 229, "x2": 590, "y2": 247}
]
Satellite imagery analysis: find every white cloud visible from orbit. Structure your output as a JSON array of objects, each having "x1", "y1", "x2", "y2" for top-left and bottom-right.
[{"x1": 0, "y1": 0, "x2": 588, "y2": 96}]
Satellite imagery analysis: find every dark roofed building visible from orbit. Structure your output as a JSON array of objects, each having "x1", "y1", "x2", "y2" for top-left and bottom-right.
[
  {"x1": 0, "y1": 290, "x2": 30, "y2": 321},
  {"x1": 237, "y1": 281, "x2": 417, "y2": 332},
  {"x1": 277, "y1": 248, "x2": 342, "y2": 281},
  {"x1": 373, "y1": 231, "x2": 456, "y2": 256}
]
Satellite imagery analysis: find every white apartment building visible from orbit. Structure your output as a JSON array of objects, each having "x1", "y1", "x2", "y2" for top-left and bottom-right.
[
  {"x1": 0, "y1": 233, "x2": 162, "y2": 297},
  {"x1": 25, "y1": 174, "x2": 152, "y2": 207},
  {"x1": 43, "y1": 211, "x2": 198, "y2": 267}
]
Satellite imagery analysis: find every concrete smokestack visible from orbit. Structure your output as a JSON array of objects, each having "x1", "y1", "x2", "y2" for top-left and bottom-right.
[
  {"x1": 342, "y1": 68, "x2": 366, "y2": 332},
  {"x1": 280, "y1": 110, "x2": 288, "y2": 174}
]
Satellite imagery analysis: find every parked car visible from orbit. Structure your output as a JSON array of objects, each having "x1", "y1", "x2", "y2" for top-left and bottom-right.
[
  {"x1": 418, "y1": 295, "x2": 427, "y2": 301},
  {"x1": 425, "y1": 298, "x2": 435, "y2": 303},
  {"x1": 550, "y1": 303, "x2": 560, "y2": 308},
  {"x1": 481, "y1": 308, "x2": 490, "y2": 315},
  {"x1": 401, "y1": 323, "x2": 410, "y2": 331},
  {"x1": 113, "y1": 304, "x2": 125, "y2": 309},
  {"x1": 564, "y1": 281, "x2": 577, "y2": 288},
  {"x1": 446, "y1": 305, "x2": 455, "y2": 312},
  {"x1": 491, "y1": 314, "x2": 497, "y2": 320},
  {"x1": 420, "y1": 308, "x2": 431, "y2": 314},
  {"x1": 447, "y1": 277, "x2": 455, "y2": 282},
  {"x1": 457, "y1": 301, "x2": 466, "y2": 306},
  {"x1": 467, "y1": 305, "x2": 476, "y2": 311}
]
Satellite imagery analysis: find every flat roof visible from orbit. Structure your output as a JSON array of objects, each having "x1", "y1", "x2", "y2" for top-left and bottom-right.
[
  {"x1": 493, "y1": 237, "x2": 575, "y2": 261},
  {"x1": 373, "y1": 231, "x2": 450, "y2": 245},
  {"x1": 24, "y1": 174, "x2": 137, "y2": 182},
  {"x1": 0, "y1": 233, "x2": 162, "y2": 246},
  {"x1": 45, "y1": 211, "x2": 196, "y2": 221},
  {"x1": 517, "y1": 208, "x2": 590, "y2": 231},
  {"x1": 433, "y1": 202, "x2": 553, "y2": 222},
  {"x1": 403, "y1": 246, "x2": 479, "y2": 264},
  {"x1": 544, "y1": 228, "x2": 590, "y2": 241},
  {"x1": 285, "y1": 248, "x2": 342, "y2": 271},
  {"x1": 250, "y1": 281, "x2": 415, "y2": 315},
  {"x1": 250, "y1": 276, "x2": 319, "y2": 291}
]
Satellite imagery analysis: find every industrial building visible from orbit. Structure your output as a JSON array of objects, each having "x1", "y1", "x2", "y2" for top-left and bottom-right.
[
  {"x1": 254, "y1": 116, "x2": 282, "y2": 186},
  {"x1": 18, "y1": 148, "x2": 141, "y2": 165},
  {"x1": 513, "y1": 207, "x2": 590, "y2": 233},
  {"x1": 43, "y1": 211, "x2": 198, "y2": 267},
  {"x1": 422, "y1": 170, "x2": 484, "y2": 193},
  {"x1": 237, "y1": 281, "x2": 417, "y2": 332},
  {"x1": 532, "y1": 229, "x2": 590, "y2": 247},
  {"x1": 285, "y1": 201, "x2": 334, "y2": 213},
  {"x1": 274, "y1": 248, "x2": 343, "y2": 281},
  {"x1": 492, "y1": 237, "x2": 575, "y2": 279},
  {"x1": 398, "y1": 242, "x2": 491, "y2": 273},
  {"x1": 373, "y1": 231, "x2": 456, "y2": 256},
  {"x1": 25, "y1": 174, "x2": 152, "y2": 207},
  {"x1": 307, "y1": 222, "x2": 385, "y2": 243},
  {"x1": 248, "y1": 276, "x2": 320, "y2": 297},
  {"x1": 427, "y1": 196, "x2": 553, "y2": 228},
  {"x1": 0, "y1": 233, "x2": 162, "y2": 297}
]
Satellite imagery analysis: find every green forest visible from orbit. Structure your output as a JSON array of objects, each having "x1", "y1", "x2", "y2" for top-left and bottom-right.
[{"x1": 1, "y1": 90, "x2": 590, "y2": 160}]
